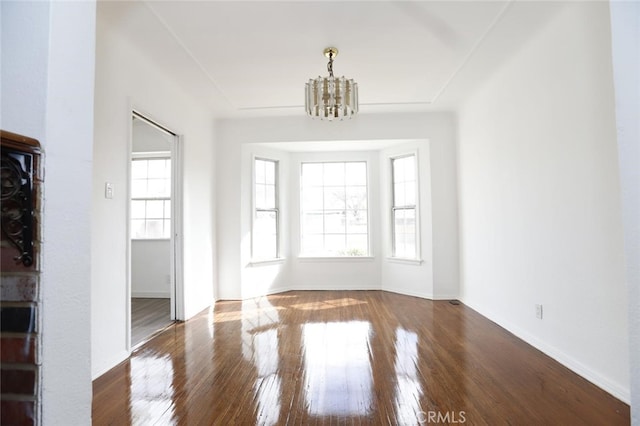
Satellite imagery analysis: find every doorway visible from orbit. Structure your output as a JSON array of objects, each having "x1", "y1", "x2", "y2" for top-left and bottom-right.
[{"x1": 129, "y1": 112, "x2": 181, "y2": 348}]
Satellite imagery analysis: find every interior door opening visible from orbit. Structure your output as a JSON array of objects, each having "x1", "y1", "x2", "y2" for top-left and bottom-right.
[{"x1": 129, "y1": 112, "x2": 180, "y2": 348}]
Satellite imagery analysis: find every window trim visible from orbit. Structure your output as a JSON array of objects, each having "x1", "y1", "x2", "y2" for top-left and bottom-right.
[
  {"x1": 251, "y1": 156, "x2": 281, "y2": 261},
  {"x1": 130, "y1": 153, "x2": 172, "y2": 240},
  {"x1": 390, "y1": 152, "x2": 421, "y2": 260},
  {"x1": 299, "y1": 160, "x2": 371, "y2": 258}
]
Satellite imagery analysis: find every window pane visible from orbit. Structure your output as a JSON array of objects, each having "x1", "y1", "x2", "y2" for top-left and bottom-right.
[
  {"x1": 132, "y1": 161, "x2": 148, "y2": 179},
  {"x1": 394, "y1": 183, "x2": 405, "y2": 206},
  {"x1": 346, "y1": 162, "x2": 366, "y2": 186},
  {"x1": 147, "y1": 200, "x2": 164, "y2": 218},
  {"x1": 405, "y1": 208, "x2": 416, "y2": 226},
  {"x1": 302, "y1": 187, "x2": 323, "y2": 211},
  {"x1": 405, "y1": 181, "x2": 416, "y2": 206},
  {"x1": 324, "y1": 211, "x2": 345, "y2": 234},
  {"x1": 146, "y1": 220, "x2": 164, "y2": 239},
  {"x1": 346, "y1": 234, "x2": 368, "y2": 256},
  {"x1": 394, "y1": 209, "x2": 405, "y2": 257},
  {"x1": 393, "y1": 159, "x2": 403, "y2": 184},
  {"x1": 346, "y1": 210, "x2": 367, "y2": 234},
  {"x1": 325, "y1": 234, "x2": 345, "y2": 255},
  {"x1": 324, "y1": 163, "x2": 344, "y2": 186},
  {"x1": 131, "y1": 200, "x2": 146, "y2": 219},
  {"x1": 302, "y1": 163, "x2": 323, "y2": 186},
  {"x1": 131, "y1": 219, "x2": 146, "y2": 239},
  {"x1": 402, "y1": 156, "x2": 415, "y2": 181},
  {"x1": 346, "y1": 186, "x2": 367, "y2": 211},
  {"x1": 264, "y1": 160, "x2": 276, "y2": 185},
  {"x1": 254, "y1": 211, "x2": 277, "y2": 259},
  {"x1": 393, "y1": 208, "x2": 416, "y2": 258},
  {"x1": 255, "y1": 211, "x2": 276, "y2": 234},
  {"x1": 255, "y1": 184, "x2": 266, "y2": 209},
  {"x1": 393, "y1": 156, "x2": 416, "y2": 185},
  {"x1": 147, "y1": 178, "x2": 169, "y2": 198},
  {"x1": 324, "y1": 187, "x2": 345, "y2": 210},
  {"x1": 303, "y1": 212, "x2": 323, "y2": 234},
  {"x1": 265, "y1": 184, "x2": 276, "y2": 209},
  {"x1": 164, "y1": 200, "x2": 171, "y2": 219},
  {"x1": 131, "y1": 180, "x2": 147, "y2": 198},
  {"x1": 147, "y1": 159, "x2": 168, "y2": 179},
  {"x1": 404, "y1": 230, "x2": 416, "y2": 258},
  {"x1": 163, "y1": 219, "x2": 171, "y2": 239}
]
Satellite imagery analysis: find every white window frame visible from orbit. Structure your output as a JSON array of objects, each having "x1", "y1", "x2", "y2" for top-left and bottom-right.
[
  {"x1": 390, "y1": 152, "x2": 421, "y2": 261},
  {"x1": 299, "y1": 160, "x2": 370, "y2": 258},
  {"x1": 252, "y1": 157, "x2": 280, "y2": 261},
  {"x1": 130, "y1": 152, "x2": 172, "y2": 240}
]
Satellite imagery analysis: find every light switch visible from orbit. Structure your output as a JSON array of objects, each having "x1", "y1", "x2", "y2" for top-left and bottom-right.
[{"x1": 105, "y1": 182, "x2": 114, "y2": 199}]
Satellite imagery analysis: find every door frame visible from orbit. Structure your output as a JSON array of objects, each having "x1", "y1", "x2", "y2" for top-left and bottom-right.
[{"x1": 126, "y1": 108, "x2": 184, "y2": 351}]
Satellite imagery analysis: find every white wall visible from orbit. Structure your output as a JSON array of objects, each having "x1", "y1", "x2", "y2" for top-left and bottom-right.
[
  {"x1": 131, "y1": 241, "x2": 171, "y2": 297},
  {"x1": 609, "y1": 1, "x2": 640, "y2": 421},
  {"x1": 216, "y1": 113, "x2": 458, "y2": 300},
  {"x1": 132, "y1": 117, "x2": 172, "y2": 153},
  {"x1": 458, "y1": 2, "x2": 629, "y2": 402},
  {"x1": 1, "y1": 1, "x2": 95, "y2": 424},
  {"x1": 92, "y1": 6, "x2": 216, "y2": 378}
]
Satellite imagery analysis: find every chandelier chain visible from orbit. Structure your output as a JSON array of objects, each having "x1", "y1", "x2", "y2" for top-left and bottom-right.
[{"x1": 327, "y1": 52, "x2": 334, "y2": 78}]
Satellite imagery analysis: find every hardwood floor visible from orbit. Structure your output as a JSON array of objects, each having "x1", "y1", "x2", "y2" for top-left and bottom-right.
[
  {"x1": 131, "y1": 298, "x2": 173, "y2": 348},
  {"x1": 94, "y1": 291, "x2": 629, "y2": 425}
]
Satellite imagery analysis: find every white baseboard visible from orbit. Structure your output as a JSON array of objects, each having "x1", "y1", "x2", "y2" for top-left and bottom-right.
[
  {"x1": 460, "y1": 298, "x2": 631, "y2": 404},
  {"x1": 381, "y1": 285, "x2": 432, "y2": 300},
  {"x1": 431, "y1": 293, "x2": 460, "y2": 300},
  {"x1": 131, "y1": 291, "x2": 170, "y2": 298},
  {"x1": 292, "y1": 283, "x2": 380, "y2": 291}
]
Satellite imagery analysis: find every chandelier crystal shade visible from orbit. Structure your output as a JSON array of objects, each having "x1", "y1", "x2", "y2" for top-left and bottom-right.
[{"x1": 305, "y1": 47, "x2": 358, "y2": 121}]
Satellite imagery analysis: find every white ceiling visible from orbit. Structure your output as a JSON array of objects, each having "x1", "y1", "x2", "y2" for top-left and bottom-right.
[{"x1": 98, "y1": 1, "x2": 564, "y2": 118}]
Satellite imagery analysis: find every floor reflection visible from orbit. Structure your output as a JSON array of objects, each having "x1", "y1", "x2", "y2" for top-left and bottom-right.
[
  {"x1": 302, "y1": 321, "x2": 373, "y2": 417},
  {"x1": 393, "y1": 328, "x2": 423, "y2": 424},
  {"x1": 242, "y1": 298, "x2": 282, "y2": 425},
  {"x1": 129, "y1": 352, "x2": 176, "y2": 425}
]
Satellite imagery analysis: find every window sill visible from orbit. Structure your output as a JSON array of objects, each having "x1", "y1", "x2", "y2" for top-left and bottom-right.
[
  {"x1": 386, "y1": 257, "x2": 424, "y2": 265},
  {"x1": 131, "y1": 238, "x2": 171, "y2": 242},
  {"x1": 249, "y1": 258, "x2": 286, "y2": 266},
  {"x1": 298, "y1": 256, "x2": 375, "y2": 262}
]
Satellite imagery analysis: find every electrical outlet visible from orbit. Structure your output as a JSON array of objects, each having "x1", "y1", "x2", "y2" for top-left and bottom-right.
[
  {"x1": 104, "y1": 182, "x2": 114, "y2": 199},
  {"x1": 535, "y1": 304, "x2": 543, "y2": 320}
]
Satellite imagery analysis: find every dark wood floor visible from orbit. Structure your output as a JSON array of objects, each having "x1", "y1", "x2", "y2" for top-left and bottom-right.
[
  {"x1": 131, "y1": 298, "x2": 173, "y2": 348},
  {"x1": 95, "y1": 291, "x2": 629, "y2": 425}
]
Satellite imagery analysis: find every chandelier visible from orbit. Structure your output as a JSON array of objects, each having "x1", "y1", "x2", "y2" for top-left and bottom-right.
[{"x1": 305, "y1": 47, "x2": 358, "y2": 121}]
